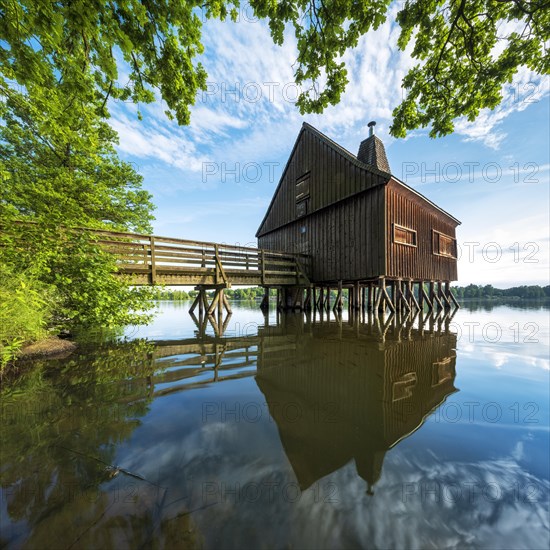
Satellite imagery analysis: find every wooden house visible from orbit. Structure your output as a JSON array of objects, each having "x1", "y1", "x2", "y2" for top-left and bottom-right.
[{"x1": 256, "y1": 122, "x2": 461, "y2": 312}]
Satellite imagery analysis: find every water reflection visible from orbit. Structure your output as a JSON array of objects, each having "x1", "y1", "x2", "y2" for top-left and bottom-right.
[
  {"x1": 1, "y1": 305, "x2": 547, "y2": 549},
  {"x1": 256, "y1": 317, "x2": 457, "y2": 494}
]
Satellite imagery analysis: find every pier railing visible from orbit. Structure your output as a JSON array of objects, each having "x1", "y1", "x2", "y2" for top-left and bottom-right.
[{"x1": 92, "y1": 229, "x2": 310, "y2": 287}]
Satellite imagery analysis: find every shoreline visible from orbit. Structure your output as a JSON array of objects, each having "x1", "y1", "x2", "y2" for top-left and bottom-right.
[{"x1": 17, "y1": 336, "x2": 78, "y2": 362}]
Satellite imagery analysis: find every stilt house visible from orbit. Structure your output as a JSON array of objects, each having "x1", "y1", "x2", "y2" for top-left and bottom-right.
[{"x1": 256, "y1": 122, "x2": 461, "y2": 311}]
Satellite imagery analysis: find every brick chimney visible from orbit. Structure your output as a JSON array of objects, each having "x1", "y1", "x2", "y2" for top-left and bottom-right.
[{"x1": 357, "y1": 121, "x2": 391, "y2": 174}]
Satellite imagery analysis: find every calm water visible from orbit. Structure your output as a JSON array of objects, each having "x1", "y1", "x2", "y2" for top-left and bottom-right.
[{"x1": 1, "y1": 301, "x2": 549, "y2": 549}]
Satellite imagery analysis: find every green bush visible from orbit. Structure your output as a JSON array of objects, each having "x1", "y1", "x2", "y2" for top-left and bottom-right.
[{"x1": 0, "y1": 265, "x2": 55, "y2": 369}]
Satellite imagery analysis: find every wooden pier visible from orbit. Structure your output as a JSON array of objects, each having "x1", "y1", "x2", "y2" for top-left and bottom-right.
[{"x1": 94, "y1": 229, "x2": 458, "y2": 317}]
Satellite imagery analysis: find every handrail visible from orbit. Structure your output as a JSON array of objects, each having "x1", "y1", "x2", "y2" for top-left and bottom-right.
[{"x1": 4, "y1": 221, "x2": 311, "y2": 286}]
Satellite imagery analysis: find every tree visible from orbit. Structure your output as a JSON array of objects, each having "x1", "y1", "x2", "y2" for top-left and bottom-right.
[
  {"x1": 0, "y1": 91, "x2": 154, "y2": 232},
  {"x1": 0, "y1": 84, "x2": 157, "y2": 330},
  {"x1": 1, "y1": 1, "x2": 547, "y2": 137}
]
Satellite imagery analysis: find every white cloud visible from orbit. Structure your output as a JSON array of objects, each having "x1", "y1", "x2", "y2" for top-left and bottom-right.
[{"x1": 453, "y1": 69, "x2": 550, "y2": 149}]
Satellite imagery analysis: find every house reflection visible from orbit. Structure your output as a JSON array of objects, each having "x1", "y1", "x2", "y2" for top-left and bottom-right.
[{"x1": 255, "y1": 315, "x2": 458, "y2": 493}]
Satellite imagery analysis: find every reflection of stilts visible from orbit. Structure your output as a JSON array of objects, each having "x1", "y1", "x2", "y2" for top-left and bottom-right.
[{"x1": 190, "y1": 294, "x2": 232, "y2": 338}]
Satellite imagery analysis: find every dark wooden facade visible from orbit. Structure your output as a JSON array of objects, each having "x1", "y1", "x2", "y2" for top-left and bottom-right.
[
  {"x1": 256, "y1": 123, "x2": 460, "y2": 290},
  {"x1": 386, "y1": 179, "x2": 458, "y2": 281}
]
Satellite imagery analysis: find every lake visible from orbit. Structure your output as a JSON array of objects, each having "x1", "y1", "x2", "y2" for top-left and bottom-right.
[{"x1": 1, "y1": 301, "x2": 549, "y2": 549}]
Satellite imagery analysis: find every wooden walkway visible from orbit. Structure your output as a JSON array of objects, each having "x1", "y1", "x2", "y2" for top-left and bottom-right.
[{"x1": 96, "y1": 229, "x2": 310, "y2": 287}]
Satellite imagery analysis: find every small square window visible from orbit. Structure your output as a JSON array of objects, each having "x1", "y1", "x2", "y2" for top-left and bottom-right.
[
  {"x1": 296, "y1": 199, "x2": 308, "y2": 217},
  {"x1": 433, "y1": 230, "x2": 457, "y2": 258},
  {"x1": 393, "y1": 224, "x2": 417, "y2": 247}
]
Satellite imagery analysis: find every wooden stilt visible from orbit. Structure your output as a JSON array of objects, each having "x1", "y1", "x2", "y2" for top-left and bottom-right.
[
  {"x1": 408, "y1": 280, "x2": 420, "y2": 310},
  {"x1": 421, "y1": 282, "x2": 432, "y2": 312},
  {"x1": 304, "y1": 287, "x2": 312, "y2": 310},
  {"x1": 400, "y1": 283, "x2": 412, "y2": 312},
  {"x1": 334, "y1": 281, "x2": 343, "y2": 312},
  {"x1": 207, "y1": 289, "x2": 220, "y2": 315},
  {"x1": 374, "y1": 278, "x2": 383, "y2": 312},
  {"x1": 367, "y1": 283, "x2": 373, "y2": 312},
  {"x1": 260, "y1": 287, "x2": 269, "y2": 311},
  {"x1": 440, "y1": 281, "x2": 452, "y2": 308},
  {"x1": 449, "y1": 283, "x2": 460, "y2": 308},
  {"x1": 380, "y1": 278, "x2": 396, "y2": 314},
  {"x1": 391, "y1": 280, "x2": 405, "y2": 313},
  {"x1": 218, "y1": 289, "x2": 223, "y2": 319},
  {"x1": 354, "y1": 282, "x2": 360, "y2": 310}
]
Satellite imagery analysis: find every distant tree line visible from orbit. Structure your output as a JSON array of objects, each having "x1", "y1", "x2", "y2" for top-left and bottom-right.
[
  {"x1": 157, "y1": 285, "x2": 550, "y2": 302},
  {"x1": 451, "y1": 284, "x2": 550, "y2": 300},
  {"x1": 156, "y1": 287, "x2": 268, "y2": 301}
]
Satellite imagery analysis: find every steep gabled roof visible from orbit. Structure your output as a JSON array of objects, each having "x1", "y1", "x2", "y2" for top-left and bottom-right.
[
  {"x1": 302, "y1": 122, "x2": 391, "y2": 178},
  {"x1": 256, "y1": 122, "x2": 460, "y2": 238},
  {"x1": 256, "y1": 123, "x2": 391, "y2": 237}
]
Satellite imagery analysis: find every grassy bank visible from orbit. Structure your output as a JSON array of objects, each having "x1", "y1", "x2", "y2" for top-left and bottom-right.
[{"x1": 0, "y1": 265, "x2": 55, "y2": 372}]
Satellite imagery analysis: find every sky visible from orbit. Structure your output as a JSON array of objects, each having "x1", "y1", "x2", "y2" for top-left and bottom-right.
[{"x1": 108, "y1": 2, "x2": 550, "y2": 288}]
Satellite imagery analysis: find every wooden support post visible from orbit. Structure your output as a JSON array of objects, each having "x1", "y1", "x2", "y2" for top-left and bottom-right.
[
  {"x1": 326, "y1": 287, "x2": 331, "y2": 312},
  {"x1": 397, "y1": 281, "x2": 411, "y2": 312},
  {"x1": 149, "y1": 236, "x2": 156, "y2": 284},
  {"x1": 218, "y1": 289, "x2": 224, "y2": 319},
  {"x1": 441, "y1": 281, "x2": 452, "y2": 308},
  {"x1": 207, "y1": 289, "x2": 220, "y2": 315},
  {"x1": 353, "y1": 282, "x2": 360, "y2": 310},
  {"x1": 202, "y1": 289, "x2": 210, "y2": 312},
  {"x1": 374, "y1": 279, "x2": 383, "y2": 312},
  {"x1": 189, "y1": 291, "x2": 200, "y2": 314},
  {"x1": 292, "y1": 287, "x2": 302, "y2": 311},
  {"x1": 448, "y1": 282, "x2": 460, "y2": 308},
  {"x1": 408, "y1": 280, "x2": 420, "y2": 310},
  {"x1": 334, "y1": 281, "x2": 343, "y2": 312},
  {"x1": 214, "y1": 244, "x2": 220, "y2": 284},
  {"x1": 431, "y1": 281, "x2": 443, "y2": 309},
  {"x1": 367, "y1": 284, "x2": 373, "y2": 312},
  {"x1": 383, "y1": 281, "x2": 396, "y2": 314},
  {"x1": 421, "y1": 282, "x2": 433, "y2": 312},
  {"x1": 260, "y1": 287, "x2": 269, "y2": 311},
  {"x1": 304, "y1": 287, "x2": 312, "y2": 310},
  {"x1": 261, "y1": 250, "x2": 265, "y2": 285}
]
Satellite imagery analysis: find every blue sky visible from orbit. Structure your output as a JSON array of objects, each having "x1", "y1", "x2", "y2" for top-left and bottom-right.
[{"x1": 108, "y1": 3, "x2": 549, "y2": 287}]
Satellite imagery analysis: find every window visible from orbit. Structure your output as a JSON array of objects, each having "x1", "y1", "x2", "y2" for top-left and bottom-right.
[
  {"x1": 393, "y1": 223, "x2": 417, "y2": 247},
  {"x1": 296, "y1": 173, "x2": 310, "y2": 218},
  {"x1": 433, "y1": 230, "x2": 457, "y2": 258},
  {"x1": 431, "y1": 357, "x2": 453, "y2": 386},
  {"x1": 392, "y1": 372, "x2": 417, "y2": 402}
]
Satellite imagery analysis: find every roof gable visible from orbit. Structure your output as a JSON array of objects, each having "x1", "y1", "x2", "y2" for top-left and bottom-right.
[{"x1": 256, "y1": 123, "x2": 390, "y2": 237}]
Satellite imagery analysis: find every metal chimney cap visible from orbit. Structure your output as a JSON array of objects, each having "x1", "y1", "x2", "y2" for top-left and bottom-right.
[
  {"x1": 367, "y1": 120, "x2": 376, "y2": 127},
  {"x1": 368, "y1": 120, "x2": 376, "y2": 136}
]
